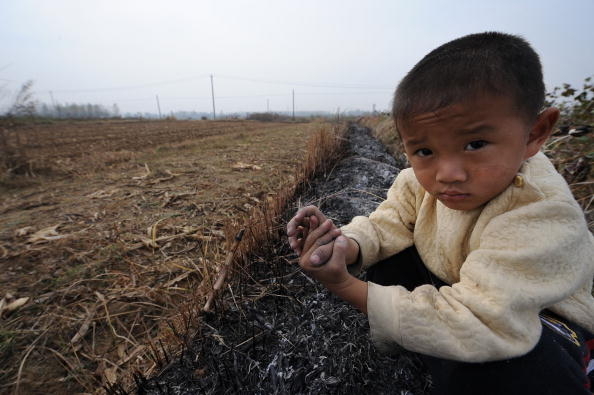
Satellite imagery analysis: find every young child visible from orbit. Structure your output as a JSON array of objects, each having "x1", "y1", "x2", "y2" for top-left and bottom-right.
[{"x1": 287, "y1": 32, "x2": 594, "y2": 394}]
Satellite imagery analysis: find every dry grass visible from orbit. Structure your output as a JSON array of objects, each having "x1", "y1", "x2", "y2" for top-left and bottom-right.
[
  {"x1": 103, "y1": 123, "x2": 346, "y2": 392},
  {"x1": 0, "y1": 119, "x2": 297, "y2": 178},
  {"x1": 121, "y1": 123, "x2": 347, "y2": 391},
  {"x1": 224, "y1": 124, "x2": 346, "y2": 285},
  {"x1": 543, "y1": 133, "x2": 593, "y2": 229},
  {"x1": 0, "y1": 119, "x2": 338, "y2": 394}
]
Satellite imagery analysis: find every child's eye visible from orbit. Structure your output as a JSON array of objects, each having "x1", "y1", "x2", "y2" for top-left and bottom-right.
[
  {"x1": 465, "y1": 140, "x2": 488, "y2": 151},
  {"x1": 414, "y1": 148, "x2": 433, "y2": 157}
]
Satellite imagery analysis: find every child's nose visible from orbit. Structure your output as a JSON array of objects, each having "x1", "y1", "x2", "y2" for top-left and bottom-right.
[{"x1": 436, "y1": 159, "x2": 467, "y2": 184}]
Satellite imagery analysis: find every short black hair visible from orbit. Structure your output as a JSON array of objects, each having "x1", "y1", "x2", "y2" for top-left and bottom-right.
[{"x1": 393, "y1": 32, "x2": 545, "y2": 124}]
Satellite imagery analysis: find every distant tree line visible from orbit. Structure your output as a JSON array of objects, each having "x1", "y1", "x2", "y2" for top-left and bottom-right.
[
  {"x1": 246, "y1": 112, "x2": 294, "y2": 122},
  {"x1": 36, "y1": 102, "x2": 120, "y2": 119},
  {"x1": 1, "y1": 80, "x2": 120, "y2": 120}
]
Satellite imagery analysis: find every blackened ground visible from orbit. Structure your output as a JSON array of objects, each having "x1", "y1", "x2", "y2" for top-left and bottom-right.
[
  {"x1": 302, "y1": 123, "x2": 406, "y2": 226},
  {"x1": 137, "y1": 124, "x2": 430, "y2": 394}
]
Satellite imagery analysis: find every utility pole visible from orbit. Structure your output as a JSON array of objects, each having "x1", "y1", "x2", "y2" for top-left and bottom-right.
[
  {"x1": 49, "y1": 91, "x2": 56, "y2": 108},
  {"x1": 210, "y1": 74, "x2": 216, "y2": 120},
  {"x1": 155, "y1": 95, "x2": 162, "y2": 119},
  {"x1": 292, "y1": 89, "x2": 295, "y2": 121},
  {"x1": 49, "y1": 91, "x2": 58, "y2": 117},
  {"x1": 267, "y1": 99, "x2": 270, "y2": 113},
  {"x1": 337, "y1": 107, "x2": 341, "y2": 123}
]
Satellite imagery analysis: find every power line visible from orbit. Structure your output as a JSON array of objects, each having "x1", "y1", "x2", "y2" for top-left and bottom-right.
[
  {"x1": 297, "y1": 90, "x2": 391, "y2": 96},
  {"x1": 108, "y1": 93, "x2": 291, "y2": 103},
  {"x1": 45, "y1": 90, "x2": 389, "y2": 104},
  {"x1": 40, "y1": 74, "x2": 211, "y2": 94},
  {"x1": 33, "y1": 73, "x2": 393, "y2": 97},
  {"x1": 21, "y1": 72, "x2": 395, "y2": 113},
  {"x1": 216, "y1": 74, "x2": 393, "y2": 90}
]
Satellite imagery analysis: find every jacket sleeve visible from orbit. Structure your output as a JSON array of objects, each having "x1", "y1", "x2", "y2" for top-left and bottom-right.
[
  {"x1": 340, "y1": 168, "x2": 420, "y2": 273},
  {"x1": 367, "y1": 195, "x2": 594, "y2": 362}
]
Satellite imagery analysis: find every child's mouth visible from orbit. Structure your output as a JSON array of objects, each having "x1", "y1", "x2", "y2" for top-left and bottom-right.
[{"x1": 437, "y1": 192, "x2": 470, "y2": 201}]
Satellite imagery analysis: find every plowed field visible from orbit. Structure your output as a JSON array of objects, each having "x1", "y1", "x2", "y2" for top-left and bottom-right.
[{"x1": 0, "y1": 119, "x2": 329, "y2": 393}]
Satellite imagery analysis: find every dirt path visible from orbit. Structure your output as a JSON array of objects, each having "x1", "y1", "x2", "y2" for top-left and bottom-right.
[{"x1": 139, "y1": 124, "x2": 430, "y2": 394}]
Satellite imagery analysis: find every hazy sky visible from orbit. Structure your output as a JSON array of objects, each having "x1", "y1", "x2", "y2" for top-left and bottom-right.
[{"x1": 1, "y1": 0, "x2": 593, "y2": 115}]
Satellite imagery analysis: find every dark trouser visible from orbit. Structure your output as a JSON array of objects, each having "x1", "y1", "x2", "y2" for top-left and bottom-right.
[{"x1": 366, "y1": 247, "x2": 594, "y2": 395}]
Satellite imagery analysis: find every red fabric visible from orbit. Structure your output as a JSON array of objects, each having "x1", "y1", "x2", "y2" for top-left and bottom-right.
[{"x1": 584, "y1": 339, "x2": 594, "y2": 391}]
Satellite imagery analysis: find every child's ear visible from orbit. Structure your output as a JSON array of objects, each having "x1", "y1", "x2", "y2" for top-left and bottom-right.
[{"x1": 524, "y1": 107, "x2": 560, "y2": 159}]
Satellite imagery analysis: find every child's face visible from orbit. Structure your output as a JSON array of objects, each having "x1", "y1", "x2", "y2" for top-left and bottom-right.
[{"x1": 398, "y1": 95, "x2": 538, "y2": 211}]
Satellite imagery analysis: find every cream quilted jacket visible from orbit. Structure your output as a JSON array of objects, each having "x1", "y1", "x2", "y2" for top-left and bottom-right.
[{"x1": 341, "y1": 151, "x2": 594, "y2": 362}]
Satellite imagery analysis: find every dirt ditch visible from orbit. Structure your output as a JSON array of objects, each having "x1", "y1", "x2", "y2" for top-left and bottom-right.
[{"x1": 136, "y1": 124, "x2": 431, "y2": 394}]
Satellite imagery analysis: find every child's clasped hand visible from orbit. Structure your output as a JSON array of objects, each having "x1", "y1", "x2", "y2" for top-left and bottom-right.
[{"x1": 286, "y1": 205, "x2": 350, "y2": 286}]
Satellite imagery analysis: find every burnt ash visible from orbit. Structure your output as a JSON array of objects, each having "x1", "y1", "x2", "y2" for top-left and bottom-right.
[
  {"x1": 303, "y1": 124, "x2": 405, "y2": 226},
  {"x1": 137, "y1": 124, "x2": 430, "y2": 394}
]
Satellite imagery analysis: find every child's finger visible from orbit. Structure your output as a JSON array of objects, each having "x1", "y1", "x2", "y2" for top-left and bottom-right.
[
  {"x1": 286, "y1": 211, "x2": 306, "y2": 237},
  {"x1": 308, "y1": 236, "x2": 348, "y2": 269},
  {"x1": 287, "y1": 212, "x2": 310, "y2": 251},
  {"x1": 309, "y1": 243, "x2": 332, "y2": 267},
  {"x1": 297, "y1": 215, "x2": 318, "y2": 252},
  {"x1": 328, "y1": 235, "x2": 348, "y2": 265},
  {"x1": 288, "y1": 215, "x2": 309, "y2": 251},
  {"x1": 302, "y1": 219, "x2": 338, "y2": 255},
  {"x1": 301, "y1": 216, "x2": 316, "y2": 241},
  {"x1": 293, "y1": 225, "x2": 306, "y2": 255},
  {"x1": 286, "y1": 206, "x2": 327, "y2": 237},
  {"x1": 309, "y1": 229, "x2": 342, "y2": 266},
  {"x1": 303, "y1": 216, "x2": 310, "y2": 228},
  {"x1": 302, "y1": 218, "x2": 332, "y2": 253},
  {"x1": 287, "y1": 206, "x2": 329, "y2": 253},
  {"x1": 309, "y1": 215, "x2": 319, "y2": 232},
  {"x1": 289, "y1": 232, "x2": 301, "y2": 252},
  {"x1": 292, "y1": 221, "x2": 313, "y2": 255},
  {"x1": 313, "y1": 226, "x2": 340, "y2": 248}
]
